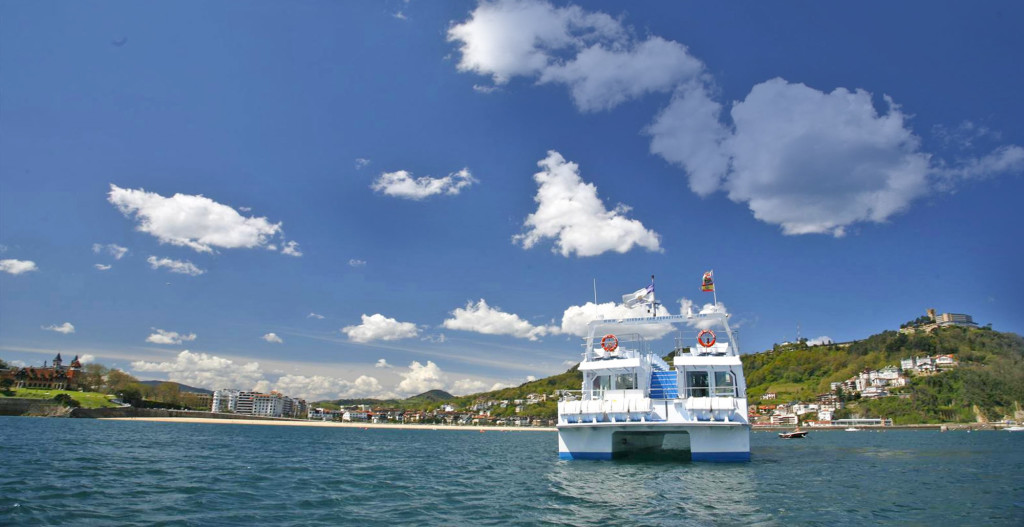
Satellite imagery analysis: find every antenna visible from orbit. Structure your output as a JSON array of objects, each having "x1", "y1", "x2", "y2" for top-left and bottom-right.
[{"x1": 593, "y1": 278, "x2": 597, "y2": 304}]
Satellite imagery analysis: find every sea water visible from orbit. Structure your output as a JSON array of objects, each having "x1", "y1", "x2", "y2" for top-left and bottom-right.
[{"x1": 1, "y1": 417, "x2": 1021, "y2": 526}]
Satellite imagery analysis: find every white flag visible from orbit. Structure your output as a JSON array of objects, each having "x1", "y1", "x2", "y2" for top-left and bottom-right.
[{"x1": 622, "y1": 285, "x2": 653, "y2": 308}]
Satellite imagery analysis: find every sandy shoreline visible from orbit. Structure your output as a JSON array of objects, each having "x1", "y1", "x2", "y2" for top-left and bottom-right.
[{"x1": 99, "y1": 416, "x2": 556, "y2": 432}]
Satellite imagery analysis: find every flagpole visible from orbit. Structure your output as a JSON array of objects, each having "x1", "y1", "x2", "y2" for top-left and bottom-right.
[{"x1": 712, "y1": 269, "x2": 718, "y2": 307}]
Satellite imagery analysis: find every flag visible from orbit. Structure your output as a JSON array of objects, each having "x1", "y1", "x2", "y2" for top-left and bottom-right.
[
  {"x1": 622, "y1": 281, "x2": 655, "y2": 308},
  {"x1": 701, "y1": 271, "x2": 714, "y2": 292}
]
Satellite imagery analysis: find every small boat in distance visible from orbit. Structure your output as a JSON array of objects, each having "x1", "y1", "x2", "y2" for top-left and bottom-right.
[
  {"x1": 845, "y1": 427, "x2": 861, "y2": 432},
  {"x1": 779, "y1": 428, "x2": 807, "y2": 439},
  {"x1": 1004, "y1": 425, "x2": 1024, "y2": 432}
]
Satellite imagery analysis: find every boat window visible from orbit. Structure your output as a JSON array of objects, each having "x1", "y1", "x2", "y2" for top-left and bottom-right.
[
  {"x1": 686, "y1": 371, "x2": 709, "y2": 397},
  {"x1": 614, "y1": 373, "x2": 636, "y2": 390},
  {"x1": 592, "y1": 375, "x2": 611, "y2": 392},
  {"x1": 714, "y1": 371, "x2": 736, "y2": 396}
]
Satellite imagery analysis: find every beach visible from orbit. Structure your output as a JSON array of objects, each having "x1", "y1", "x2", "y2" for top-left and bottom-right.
[{"x1": 99, "y1": 416, "x2": 557, "y2": 432}]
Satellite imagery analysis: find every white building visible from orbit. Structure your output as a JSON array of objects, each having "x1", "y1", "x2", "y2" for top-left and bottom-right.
[{"x1": 212, "y1": 389, "x2": 240, "y2": 412}]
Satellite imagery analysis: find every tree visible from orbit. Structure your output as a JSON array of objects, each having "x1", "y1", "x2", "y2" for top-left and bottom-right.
[
  {"x1": 153, "y1": 382, "x2": 181, "y2": 406},
  {"x1": 78, "y1": 363, "x2": 109, "y2": 392},
  {"x1": 1, "y1": 377, "x2": 14, "y2": 395},
  {"x1": 53, "y1": 393, "x2": 81, "y2": 408},
  {"x1": 105, "y1": 369, "x2": 139, "y2": 394}
]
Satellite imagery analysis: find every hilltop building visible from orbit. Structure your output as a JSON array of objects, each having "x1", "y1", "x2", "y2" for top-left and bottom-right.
[{"x1": 902, "y1": 308, "x2": 978, "y2": 333}]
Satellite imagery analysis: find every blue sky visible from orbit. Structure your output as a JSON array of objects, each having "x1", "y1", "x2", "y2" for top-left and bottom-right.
[{"x1": 2, "y1": 1, "x2": 1022, "y2": 401}]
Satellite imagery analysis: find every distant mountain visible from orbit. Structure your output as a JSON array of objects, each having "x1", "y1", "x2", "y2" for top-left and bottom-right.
[
  {"x1": 318, "y1": 389, "x2": 455, "y2": 407},
  {"x1": 140, "y1": 380, "x2": 213, "y2": 395},
  {"x1": 407, "y1": 389, "x2": 454, "y2": 402}
]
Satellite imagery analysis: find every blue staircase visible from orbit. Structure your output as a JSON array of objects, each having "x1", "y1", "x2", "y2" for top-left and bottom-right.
[{"x1": 649, "y1": 371, "x2": 678, "y2": 399}]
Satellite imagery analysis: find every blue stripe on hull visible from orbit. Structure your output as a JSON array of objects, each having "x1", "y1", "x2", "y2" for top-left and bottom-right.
[
  {"x1": 560, "y1": 451, "x2": 750, "y2": 462},
  {"x1": 558, "y1": 451, "x2": 613, "y2": 460},
  {"x1": 691, "y1": 451, "x2": 751, "y2": 462}
]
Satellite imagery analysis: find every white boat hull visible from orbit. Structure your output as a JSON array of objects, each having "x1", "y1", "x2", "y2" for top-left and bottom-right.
[{"x1": 557, "y1": 422, "x2": 751, "y2": 462}]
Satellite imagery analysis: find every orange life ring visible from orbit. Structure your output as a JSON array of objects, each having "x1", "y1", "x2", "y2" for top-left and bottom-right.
[
  {"x1": 698, "y1": 329, "x2": 716, "y2": 347},
  {"x1": 601, "y1": 334, "x2": 618, "y2": 352}
]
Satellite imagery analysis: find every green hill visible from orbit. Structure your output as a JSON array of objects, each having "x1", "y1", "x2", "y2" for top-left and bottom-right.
[{"x1": 743, "y1": 325, "x2": 1024, "y2": 423}]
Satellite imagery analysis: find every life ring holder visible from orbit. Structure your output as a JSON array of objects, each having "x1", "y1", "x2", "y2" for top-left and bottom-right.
[
  {"x1": 697, "y1": 329, "x2": 717, "y2": 348},
  {"x1": 601, "y1": 334, "x2": 619, "y2": 352}
]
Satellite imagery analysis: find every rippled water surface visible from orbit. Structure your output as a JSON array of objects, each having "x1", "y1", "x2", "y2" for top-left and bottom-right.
[{"x1": 2, "y1": 417, "x2": 1022, "y2": 525}]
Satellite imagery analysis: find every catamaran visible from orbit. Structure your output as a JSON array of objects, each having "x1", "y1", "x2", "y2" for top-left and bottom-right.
[{"x1": 557, "y1": 274, "x2": 751, "y2": 461}]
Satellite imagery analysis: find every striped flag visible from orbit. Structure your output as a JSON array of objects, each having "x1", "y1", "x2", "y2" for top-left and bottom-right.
[{"x1": 701, "y1": 271, "x2": 714, "y2": 292}]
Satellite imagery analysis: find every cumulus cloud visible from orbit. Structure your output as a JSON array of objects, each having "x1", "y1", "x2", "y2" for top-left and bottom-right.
[
  {"x1": 449, "y1": 1, "x2": 702, "y2": 112},
  {"x1": 307, "y1": 312, "x2": 325, "y2": 320},
  {"x1": 395, "y1": 361, "x2": 507, "y2": 397},
  {"x1": 147, "y1": 256, "x2": 205, "y2": 276},
  {"x1": 146, "y1": 328, "x2": 197, "y2": 345},
  {"x1": 1, "y1": 259, "x2": 38, "y2": 275},
  {"x1": 443, "y1": 299, "x2": 558, "y2": 340},
  {"x1": 514, "y1": 151, "x2": 661, "y2": 257},
  {"x1": 448, "y1": 0, "x2": 624, "y2": 85},
  {"x1": 93, "y1": 243, "x2": 128, "y2": 260},
  {"x1": 271, "y1": 374, "x2": 388, "y2": 401},
  {"x1": 342, "y1": 314, "x2": 419, "y2": 343},
  {"x1": 42, "y1": 322, "x2": 75, "y2": 334},
  {"x1": 807, "y1": 336, "x2": 834, "y2": 346},
  {"x1": 132, "y1": 350, "x2": 266, "y2": 391},
  {"x1": 539, "y1": 37, "x2": 704, "y2": 112},
  {"x1": 261, "y1": 333, "x2": 284, "y2": 344},
  {"x1": 280, "y1": 241, "x2": 302, "y2": 257},
  {"x1": 348, "y1": 259, "x2": 366, "y2": 267},
  {"x1": 94, "y1": 264, "x2": 112, "y2": 271},
  {"x1": 375, "y1": 358, "x2": 392, "y2": 369},
  {"x1": 79, "y1": 354, "x2": 95, "y2": 364},
  {"x1": 108, "y1": 184, "x2": 290, "y2": 253},
  {"x1": 371, "y1": 168, "x2": 477, "y2": 200},
  {"x1": 452, "y1": 2, "x2": 1024, "y2": 236},
  {"x1": 559, "y1": 301, "x2": 673, "y2": 339}
]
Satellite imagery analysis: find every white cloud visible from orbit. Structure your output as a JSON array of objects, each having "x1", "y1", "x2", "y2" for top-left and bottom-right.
[
  {"x1": 472, "y1": 84, "x2": 499, "y2": 94},
  {"x1": 807, "y1": 336, "x2": 834, "y2": 346},
  {"x1": 261, "y1": 333, "x2": 284, "y2": 344},
  {"x1": 92, "y1": 243, "x2": 129, "y2": 260},
  {"x1": 934, "y1": 145, "x2": 1024, "y2": 185},
  {"x1": 371, "y1": 168, "x2": 477, "y2": 200},
  {"x1": 450, "y1": 1, "x2": 702, "y2": 112},
  {"x1": 42, "y1": 322, "x2": 75, "y2": 334},
  {"x1": 131, "y1": 350, "x2": 266, "y2": 391},
  {"x1": 539, "y1": 37, "x2": 704, "y2": 112},
  {"x1": 447, "y1": 0, "x2": 624, "y2": 85},
  {"x1": 348, "y1": 259, "x2": 366, "y2": 267},
  {"x1": 421, "y1": 333, "x2": 447, "y2": 344},
  {"x1": 79, "y1": 354, "x2": 95, "y2": 364},
  {"x1": 394, "y1": 360, "x2": 507, "y2": 397},
  {"x1": 342, "y1": 314, "x2": 419, "y2": 343},
  {"x1": 375, "y1": 358, "x2": 391, "y2": 369},
  {"x1": 396, "y1": 360, "x2": 447, "y2": 395},
  {"x1": 146, "y1": 328, "x2": 197, "y2": 345},
  {"x1": 281, "y1": 240, "x2": 303, "y2": 257},
  {"x1": 94, "y1": 264, "x2": 112, "y2": 271},
  {"x1": 559, "y1": 301, "x2": 673, "y2": 339},
  {"x1": 647, "y1": 81, "x2": 732, "y2": 196},
  {"x1": 108, "y1": 184, "x2": 289, "y2": 253},
  {"x1": 1, "y1": 259, "x2": 38, "y2": 275},
  {"x1": 355, "y1": 158, "x2": 371, "y2": 169},
  {"x1": 443, "y1": 299, "x2": 557, "y2": 341},
  {"x1": 393, "y1": 11, "x2": 407, "y2": 20},
  {"x1": 307, "y1": 312, "x2": 325, "y2": 320},
  {"x1": 514, "y1": 151, "x2": 661, "y2": 257},
  {"x1": 147, "y1": 256, "x2": 205, "y2": 276},
  {"x1": 271, "y1": 374, "x2": 389, "y2": 401}
]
